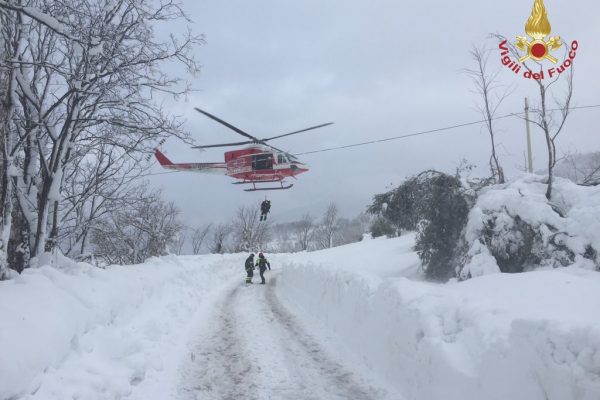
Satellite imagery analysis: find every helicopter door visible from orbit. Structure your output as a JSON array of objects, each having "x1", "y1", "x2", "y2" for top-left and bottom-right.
[{"x1": 252, "y1": 154, "x2": 273, "y2": 170}]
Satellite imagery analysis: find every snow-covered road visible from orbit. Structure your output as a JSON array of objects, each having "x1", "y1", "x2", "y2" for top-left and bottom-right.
[
  {"x1": 3, "y1": 237, "x2": 599, "y2": 400},
  {"x1": 179, "y1": 272, "x2": 386, "y2": 400}
]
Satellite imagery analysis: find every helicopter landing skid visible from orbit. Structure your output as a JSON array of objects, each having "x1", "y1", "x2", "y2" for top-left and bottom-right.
[
  {"x1": 244, "y1": 184, "x2": 293, "y2": 192},
  {"x1": 234, "y1": 180, "x2": 293, "y2": 191}
]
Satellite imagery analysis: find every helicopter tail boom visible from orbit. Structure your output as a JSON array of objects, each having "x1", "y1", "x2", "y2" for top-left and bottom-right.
[
  {"x1": 155, "y1": 149, "x2": 173, "y2": 166},
  {"x1": 154, "y1": 149, "x2": 227, "y2": 174}
]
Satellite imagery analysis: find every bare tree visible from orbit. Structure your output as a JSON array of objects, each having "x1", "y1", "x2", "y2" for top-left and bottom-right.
[
  {"x1": 173, "y1": 228, "x2": 187, "y2": 255},
  {"x1": 231, "y1": 205, "x2": 271, "y2": 252},
  {"x1": 92, "y1": 186, "x2": 183, "y2": 265},
  {"x1": 295, "y1": 213, "x2": 315, "y2": 251},
  {"x1": 191, "y1": 223, "x2": 212, "y2": 254},
  {"x1": 465, "y1": 45, "x2": 510, "y2": 183},
  {"x1": 270, "y1": 223, "x2": 295, "y2": 252},
  {"x1": 317, "y1": 203, "x2": 339, "y2": 249},
  {"x1": 209, "y1": 224, "x2": 232, "y2": 254},
  {"x1": 494, "y1": 34, "x2": 574, "y2": 199},
  {"x1": 59, "y1": 141, "x2": 147, "y2": 259}
]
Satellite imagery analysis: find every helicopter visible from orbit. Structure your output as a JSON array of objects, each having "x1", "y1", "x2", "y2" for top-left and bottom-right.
[{"x1": 154, "y1": 107, "x2": 333, "y2": 191}]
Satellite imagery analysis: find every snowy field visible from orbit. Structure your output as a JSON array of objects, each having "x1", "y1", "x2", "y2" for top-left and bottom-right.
[{"x1": 1, "y1": 235, "x2": 600, "y2": 400}]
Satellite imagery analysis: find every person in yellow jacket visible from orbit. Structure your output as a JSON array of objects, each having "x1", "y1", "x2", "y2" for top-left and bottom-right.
[{"x1": 255, "y1": 252, "x2": 271, "y2": 284}]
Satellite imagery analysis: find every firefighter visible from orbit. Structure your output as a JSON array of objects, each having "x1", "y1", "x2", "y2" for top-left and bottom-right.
[
  {"x1": 260, "y1": 200, "x2": 271, "y2": 221},
  {"x1": 255, "y1": 252, "x2": 271, "y2": 284},
  {"x1": 245, "y1": 253, "x2": 255, "y2": 284}
]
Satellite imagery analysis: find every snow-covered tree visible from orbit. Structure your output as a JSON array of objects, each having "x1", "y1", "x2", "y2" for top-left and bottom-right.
[
  {"x1": 91, "y1": 186, "x2": 182, "y2": 265},
  {"x1": 1, "y1": 0, "x2": 201, "y2": 272},
  {"x1": 412, "y1": 172, "x2": 473, "y2": 281},
  {"x1": 368, "y1": 178, "x2": 421, "y2": 234},
  {"x1": 369, "y1": 171, "x2": 474, "y2": 281},
  {"x1": 369, "y1": 216, "x2": 395, "y2": 238},
  {"x1": 59, "y1": 141, "x2": 147, "y2": 260}
]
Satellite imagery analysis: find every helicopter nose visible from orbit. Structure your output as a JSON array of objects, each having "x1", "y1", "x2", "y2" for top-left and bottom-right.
[{"x1": 291, "y1": 163, "x2": 309, "y2": 174}]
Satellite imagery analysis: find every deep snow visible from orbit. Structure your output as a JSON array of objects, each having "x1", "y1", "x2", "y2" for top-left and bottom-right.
[
  {"x1": 1, "y1": 234, "x2": 599, "y2": 400},
  {"x1": 461, "y1": 175, "x2": 600, "y2": 277},
  {"x1": 277, "y1": 236, "x2": 600, "y2": 400},
  {"x1": 0, "y1": 254, "x2": 243, "y2": 400}
]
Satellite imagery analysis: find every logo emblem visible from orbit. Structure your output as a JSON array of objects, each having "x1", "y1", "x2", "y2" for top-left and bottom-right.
[
  {"x1": 499, "y1": 0, "x2": 578, "y2": 80},
  {"x1": 515, "y1": 0, "x2": 561, "y2": 63}
]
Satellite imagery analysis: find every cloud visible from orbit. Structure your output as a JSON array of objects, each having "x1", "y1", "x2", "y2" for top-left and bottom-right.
[{"x1": 150, "y1": 0, "x2": 600, "y2": 226}]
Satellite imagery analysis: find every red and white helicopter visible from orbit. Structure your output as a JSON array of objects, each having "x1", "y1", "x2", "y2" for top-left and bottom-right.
[{"x1": 154, "y1": 107, "x2": 333, "y2": 191}]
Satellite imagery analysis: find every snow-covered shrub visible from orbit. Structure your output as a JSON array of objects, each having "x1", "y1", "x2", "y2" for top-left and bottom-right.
[
  {"x1": 479, "y1": 212, "x2": 539, "y2": 272},
  {"x1": 458, "y1": 176, "x2": 600, "y2": 278},
  {"x1": 369, "y1": 216, "x2": 395, "y2": 238},
  {"x1": 369, "y1": 170, "x2": 474, "y2": 281}
]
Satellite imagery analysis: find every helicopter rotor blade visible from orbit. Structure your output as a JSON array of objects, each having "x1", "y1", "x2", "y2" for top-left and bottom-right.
[
  {"x1": 194, "y1": 107, "x2": 259, "y2": 141},
  {"x1": 264, "y1": 143, "x2": 288, "y2": 155},
  {"x1": 260, "y1": 122, "x2": 334, "y2": 142},
  {"x1": 192, "y1": 140, "x2": 254, "y2": 149}
]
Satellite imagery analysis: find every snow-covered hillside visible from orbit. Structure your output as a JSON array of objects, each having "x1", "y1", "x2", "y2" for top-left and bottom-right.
[{"x1": 1, "y1": 235, "x2": 599, "y2": 400}]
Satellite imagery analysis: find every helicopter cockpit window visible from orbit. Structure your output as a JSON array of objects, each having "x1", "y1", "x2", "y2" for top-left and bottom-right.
[
  {"x1": 252, "y1": 154, "x2": 273, "y2": 170},
  {"x1": 277, "y1": 154, "x2": 288, "y2": 164}
]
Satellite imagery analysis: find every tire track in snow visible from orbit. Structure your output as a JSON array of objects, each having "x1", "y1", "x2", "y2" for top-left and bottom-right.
[
  {"x1": 179, "y1": 284, "x2": 259, "y2": 400},
  {"x1": 263, "y1": 275, "x2": 381, "y2": 400},
  {"x1": 180, "y1": 273, "x2": 383, "y2": 400}
]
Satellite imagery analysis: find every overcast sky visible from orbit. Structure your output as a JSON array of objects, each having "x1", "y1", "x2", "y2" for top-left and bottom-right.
[{"x1": 148, "y1": 0, "x2": 600, "y2": 227}]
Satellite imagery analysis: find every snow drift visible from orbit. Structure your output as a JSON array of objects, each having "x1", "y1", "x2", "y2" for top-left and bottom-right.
[
  {"x1": 0, "y1": 254, "x2": 242, "y2": 400},
  {"x1": 459, "y1": 175, "x2": 600, "y2": 278},
  {"x1": 277, "y1": 236, "x2": 600, "y2": 400},
  {"x1": 2, "y1": 229, "x2": 600, "y2": 400}
]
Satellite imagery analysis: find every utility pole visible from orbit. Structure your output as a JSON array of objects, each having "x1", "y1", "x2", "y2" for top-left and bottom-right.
[{"x1": 524, "y1": 97, "x2": 533, "y2": 173}]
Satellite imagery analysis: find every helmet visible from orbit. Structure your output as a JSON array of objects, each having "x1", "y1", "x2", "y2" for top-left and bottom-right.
[
  {"x1": 259, "y1": 252, "x2": 264, "y2": 258},
  {"x1": 250, "y1": 253, "x2": 255, "y2": 257}
]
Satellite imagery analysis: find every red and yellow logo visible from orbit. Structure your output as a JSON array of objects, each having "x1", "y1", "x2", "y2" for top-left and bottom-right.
[{"x1": 499, "y1": 0, "x2": 578, "y2": 80}]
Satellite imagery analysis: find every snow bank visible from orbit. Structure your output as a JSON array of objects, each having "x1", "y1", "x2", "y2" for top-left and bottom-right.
[
  {"x1": 0, "y1": 254, "x2": 242, "y2": 400},
  {"x1": 272, "y1": 234, "x2": 422, "y2": 281},
  {"x1": 461, "y1": 175, "x2": 600, "y2": 277},
  {"x1": 277, "y1": 236, "x2": 600, "y2": 400}
]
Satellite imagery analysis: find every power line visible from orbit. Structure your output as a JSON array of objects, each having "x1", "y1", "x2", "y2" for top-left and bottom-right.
[
  {"x1": 293, "y1": 104, "x2": 600, "y2": 156},
  {"x1": 142, "y1": 103, "x2": 600, "y2": 178}
]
